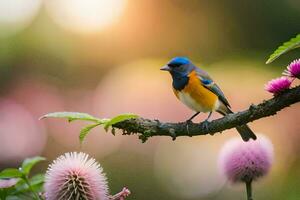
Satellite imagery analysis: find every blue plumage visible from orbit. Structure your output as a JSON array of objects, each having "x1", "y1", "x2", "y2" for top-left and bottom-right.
[
  {"x1": 172, "y1": 75, "x2": 189, "y2": 90},
  {"x1": 201, "y1": 78, "x2": 213, "y2": 85},
  {"x1": 168, "y1": 57, "x2": 190, "y2": 66}
]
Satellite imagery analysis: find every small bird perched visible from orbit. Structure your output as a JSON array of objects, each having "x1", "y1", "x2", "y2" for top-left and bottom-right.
[{"x1": 160, "y1": 57, "x2": 257, "y2": 141}]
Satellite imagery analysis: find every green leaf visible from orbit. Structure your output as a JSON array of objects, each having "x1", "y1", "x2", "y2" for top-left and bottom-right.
[
  {"x1": 266, "y1": 34, "x2": 300, "y2": 64},
  {"x1": 40, "y1": 112, "x2": 102, "y2": 123},
  {"x1": 13, "y1": 174, "x2": 44, "y2": 194},
  {"x1": 0, "y1": 169, "x2": 23, "y2": 179},
  {"x1": 12, "y1": 175, "x2": 43, "y2": 199},
  {"x1": 79, "y1": 123, "x2": 102, "y2": 143},
  {"x1": 15, "y1": 174, "x2": 44, "y2": 193},
  {"x1": 29, "y1": 174, "x2": 44, "y2": 186},
  {"x1": 104, "y1": 113, "x2": 138, "y2": 131},
  {"x1": 21, "y1": 157, "x2": 45, "y2": 175}
]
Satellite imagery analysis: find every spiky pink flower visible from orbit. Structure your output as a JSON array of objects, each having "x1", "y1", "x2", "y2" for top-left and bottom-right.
[
  {"x1": 0, "y1": 178, "x2": 18, "y2": 189},
  {"x1": 219, "y1": 135, "x2": 273, "y2": 183},
  {"x1": 264, "y1": 77, "x2": 292, "y2": 95},
  {"x1": 44, "y1": 152, "x2": 109, "y2": 200},
  {"x1": 283, "y1": 59, "x2": 300, "y2": 78}
]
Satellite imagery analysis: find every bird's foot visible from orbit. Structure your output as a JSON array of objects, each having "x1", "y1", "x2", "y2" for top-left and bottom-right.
[
  {"x1": 201, "y1": 120, "x2": 210, "y2": 132},
  {"x1": 185, "y1": 119, "x2": 193, "y2": 124}
]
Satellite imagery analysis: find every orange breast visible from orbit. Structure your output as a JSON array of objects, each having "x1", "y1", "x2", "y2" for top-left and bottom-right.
[{"x1": 173, "y1": 71, "x2": 218, "y2": 112}]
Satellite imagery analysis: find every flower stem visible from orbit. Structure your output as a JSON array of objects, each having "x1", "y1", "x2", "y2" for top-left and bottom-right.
[
  {"x1": 109, "y1": 187, "x2": 130, "y2": 200},
  {"x1": 23, "y1": 177, "x2": 41, "y2": 200},
  {"x1": 245, "y1": 181, "x2": 253, "y2": 200},
  {"x1": 0, "y1": 188, "x2": 7, "y2": 200}
]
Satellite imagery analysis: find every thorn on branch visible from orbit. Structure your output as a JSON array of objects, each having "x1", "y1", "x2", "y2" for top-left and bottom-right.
[
  {"x1": 249, "y1": 104, "x2": 257, "y2": 111},
  {"x1": 111, "y1": 128, "x2": 116, "y2": 135},
  {"x1": 138, "y1": 135, "x2": 148, "y2": 143},
  {"x1": 139, "y1": 130, "x2": 153, "y2": 143}
]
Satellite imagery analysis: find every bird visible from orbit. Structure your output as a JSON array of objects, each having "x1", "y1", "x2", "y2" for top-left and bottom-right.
[{"x1": 160, "y1": 57, "x2": 257, "y2": 141}]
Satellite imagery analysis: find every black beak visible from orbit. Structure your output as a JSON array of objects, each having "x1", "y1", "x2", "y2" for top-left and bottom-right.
[{"x1": 160, "y1": 65, "x2": 171, "y2": 71}]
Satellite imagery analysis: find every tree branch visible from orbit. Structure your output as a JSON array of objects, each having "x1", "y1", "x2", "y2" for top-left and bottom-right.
[{"x1": 112, "y1": 86, "x2": 300, "y2": 142}]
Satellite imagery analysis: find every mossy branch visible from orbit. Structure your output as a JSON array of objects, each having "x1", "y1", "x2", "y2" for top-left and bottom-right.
[
  {"x1": 41, "y1": 86, "x2": 300, "y2": 143},
  {"x1": 112, "y1": 86, "x2": 300, "y2": 141}
]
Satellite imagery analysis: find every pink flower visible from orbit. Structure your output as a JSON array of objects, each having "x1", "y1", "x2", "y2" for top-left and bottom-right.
[
  {"x1": 44, "y1": 152, "x2": 109, "y2": 200},
  {"x1": 265, "y1": 77, "x2": 292, "y2": 95},
  {"x1": 283, "y1": 59, "x2": 300, "y2": 78},
  {"x1": 0, "y1": 178, "x2": 18, "y2": 189},
  {"x1": 219, "y1": 135, "x2": 273, "y2": 183}
]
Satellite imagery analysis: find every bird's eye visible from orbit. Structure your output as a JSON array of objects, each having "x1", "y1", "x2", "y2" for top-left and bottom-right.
[{"x1": 168, "y1": 63, "x2": 181, "y2": 68}]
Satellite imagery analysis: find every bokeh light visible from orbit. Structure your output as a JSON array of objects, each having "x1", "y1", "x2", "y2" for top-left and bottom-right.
[
  {"x1": 45, "y1": 0, "x2": 127, "y2": 34},
  {"x1": 93, "y1": 59, "x2": 192, "y2": 121},
  {"x1": 0, "y1": 99, "x2": 47, "y2": 164},
  {"x1": 8, "y1": 79, "x2": 123, "y2": 158},
  {"x1": 62, "y1": 89, "x2": 123, "y2": 158},
  {"x1": 154, "y1": 138, "x2": 226, "y2": 199},
  {"x1": 0, "y1": 0, "x2": 42, "y2": 37}
]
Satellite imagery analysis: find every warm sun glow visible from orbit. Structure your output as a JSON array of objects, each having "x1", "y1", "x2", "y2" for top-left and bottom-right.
[
  {"x1": 45, "y1": 0, "x2": 126, "y2": 34},
  {"x1": 0, "y1": 0, "x2": 42, "y2": 37}
]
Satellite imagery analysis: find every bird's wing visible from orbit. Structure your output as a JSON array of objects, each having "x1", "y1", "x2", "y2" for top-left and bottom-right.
[{"x1": 194, "y1": 68, "x2": 231, "y2": 108}]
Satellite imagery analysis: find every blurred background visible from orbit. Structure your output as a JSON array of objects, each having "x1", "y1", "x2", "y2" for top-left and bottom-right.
[{"x1": 0, "y1": 0, "x2": 300, "y2": 199}]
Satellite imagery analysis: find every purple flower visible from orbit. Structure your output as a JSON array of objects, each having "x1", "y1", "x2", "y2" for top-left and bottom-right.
[
  {"x1": 265, "y1": 77, "x2": 292, "y2": 95},
  {"x1": 283, "y1": 59, "x2": 300, "y2": 78},
  {"x1": 219, "y1": 135, "x2": 273, "y2": 183},
  {"x1": 0, "y1": 178, "x2": 18, "y2": 189},
  {"x1": 45, "y1": 152, "x2": 109, "y2": 200}
]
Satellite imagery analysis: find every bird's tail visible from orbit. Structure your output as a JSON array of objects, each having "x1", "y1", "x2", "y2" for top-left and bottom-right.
[
  {"x1": 235, "y1": 124, "x2": 257, "y2": 141},
  {"x1": 217, "y1": 104, "x2": 257, "y2": 141}
]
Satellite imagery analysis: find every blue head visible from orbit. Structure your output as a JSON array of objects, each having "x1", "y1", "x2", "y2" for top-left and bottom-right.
[
  {"x1": 161, "y1": 57, "x2": 195, "y2": 90},
  {"x1": 160, "y1": 57, "x2": 194, "y2": 76}
]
